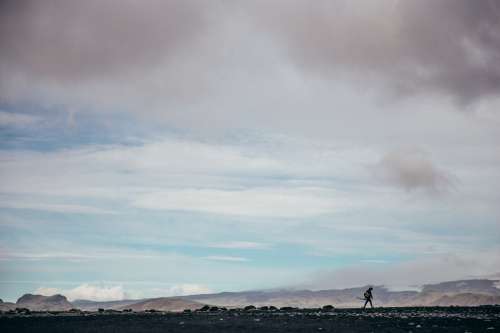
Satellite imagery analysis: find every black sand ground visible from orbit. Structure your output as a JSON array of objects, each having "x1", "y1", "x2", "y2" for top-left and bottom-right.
[{"x1": 1, "y1": 307, "x2": 499, "y2": 332}]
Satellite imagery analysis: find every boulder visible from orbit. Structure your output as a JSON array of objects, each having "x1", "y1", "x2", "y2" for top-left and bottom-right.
[{"x1": 322, "y1": 305, "x2": 335, "y2": 312}]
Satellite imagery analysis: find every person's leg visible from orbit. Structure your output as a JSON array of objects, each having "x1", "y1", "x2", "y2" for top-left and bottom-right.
[
  {"x1": 363, "y1": 299, "x2": 368, "y2": 309},
  {"x1": 369, "y1": 299, "x2": 373, "y2": 308}
]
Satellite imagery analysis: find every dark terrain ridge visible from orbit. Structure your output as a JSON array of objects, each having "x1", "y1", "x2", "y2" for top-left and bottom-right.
[
  {"x1": 1, "y1": 279, "x2": 500, "y2": 312},
  {"x1": 1, "y1": 306, "x2": 499, "y2": 333}
]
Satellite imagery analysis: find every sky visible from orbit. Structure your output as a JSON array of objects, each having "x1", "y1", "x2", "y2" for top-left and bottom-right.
[{"x1": 1, "y1": 0, "x2": 500, "y2": 302}]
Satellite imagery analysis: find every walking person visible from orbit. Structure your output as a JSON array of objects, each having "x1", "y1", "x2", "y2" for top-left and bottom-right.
[{"x1": 363, "y1": 287, "x2": 374, "y2": 309}]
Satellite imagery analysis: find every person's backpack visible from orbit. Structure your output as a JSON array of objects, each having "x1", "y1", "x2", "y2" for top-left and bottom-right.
[{"x1": 364, "y1": 291, "x2": 370, "y2": 299}]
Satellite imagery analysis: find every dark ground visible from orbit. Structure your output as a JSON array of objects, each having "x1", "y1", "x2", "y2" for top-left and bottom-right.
[{"x1": 1, "y1": 307, "x2": 499, "y2": 333}]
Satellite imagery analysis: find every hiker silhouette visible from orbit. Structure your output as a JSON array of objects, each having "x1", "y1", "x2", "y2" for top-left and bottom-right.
[{"x1": 363, "y1": 287, "x2": 374, "y2": 309}]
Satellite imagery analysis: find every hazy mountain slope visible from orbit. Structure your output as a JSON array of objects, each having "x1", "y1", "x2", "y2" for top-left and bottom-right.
[
  {"x1": 0, "y1": 299, "x2": 16, "y2": 311},
  {"x1": 184, "y1": 280, "x2": 500, "y2": 308},
  {"x1": 16, "y1": 294, "x2": 73, "y2": 311},
  {"x1": 119, "y1": 297, "x2": 204, "y2": 312},
  {"x1": 184, "y1": 287, "x2": 421, "y2": 308},
  {"x1": 421, "y1": 279, "x2": 500, "y2": 295},
  {"x1": 426, "y1": 293, "x2": 500, "y2": 306},
  {"x1": 72, "y1": 299, "x2": 146, "y2": 311}
]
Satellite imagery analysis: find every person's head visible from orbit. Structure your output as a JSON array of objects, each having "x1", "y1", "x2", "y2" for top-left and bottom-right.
[{"x1": 368, "y1": 287, "x2": 373, "y2": 291}]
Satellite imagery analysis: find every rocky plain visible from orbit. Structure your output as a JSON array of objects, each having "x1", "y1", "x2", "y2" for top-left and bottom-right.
[{"x1": 1, "y1": 306, "x2": 499, "y2": 333}]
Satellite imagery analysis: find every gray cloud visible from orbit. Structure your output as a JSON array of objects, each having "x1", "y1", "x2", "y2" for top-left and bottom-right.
[
  {"x1": 2, "y1": 0, "x2": 499, "y2": 107},
  {"x1": 0, "y1": 0, "x2": 207, "y2": 82},
  {"x1": 250, "y1": 0, "x2": 500, "y2": 103},
  {"x1": 374, "y1": 149, "x2": 454, "y2": 193}
]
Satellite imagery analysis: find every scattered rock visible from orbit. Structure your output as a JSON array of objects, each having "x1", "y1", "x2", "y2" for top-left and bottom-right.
[
  {"x1": 197, "y1": 305, "x2": 211, "y2": 312},
  {"x1": 280, "y1": 306, "x2": 298, "y2": 311},
  {"x1": 322, "y1": 305, "x2": 334, "y2": 312}
]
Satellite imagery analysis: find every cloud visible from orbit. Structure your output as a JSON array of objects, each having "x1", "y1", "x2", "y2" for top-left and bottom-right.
[
  {"x1": 153, "y1": 284, "x2": 213, "y2": 297},
  {"x1": 34, "y1": 287, "x2": 59, "y2": 297},
  {"x1": 202, "y1": 256, "x2": 249, "y2": 262},
  {"x1": 0, "y1": 136, "x2": 358, "y2": 220},
  {"x1": 373, "y1": 149, "x2": 454, "y2": 193},
  {"x1": 0, "y1": 0, "x2": 207, "y2": 82},
  {"x1": 252, "y1": 0, "x2": 500, "y2": 103},
  {"x1": 0, "y1": 1, "x2": 499, "y2": 301},
  {"x1": 34, "y1": 283, "x2": 211, "y2": 301},
  {"x1": 132, "y1": 187, "x2": 345, "y2": 218},
  {"x1": 2, "y1": 0, "x2": 498, "y2": 129},
  {"x1": 207, "y1": 241, "x2": 270, "y2": 250},
  {"x1": 0, "y1": 251, "x2": 94, "y2": 261},
  {"x1": 0, "y1": 111, "x2": 40, "y2": 127},
  {"x1": 0, "y1": 201, "x2": 116, "y2": 215},
  {"x1": 35, "y1": 284, "x2": 126, "y2": 301},
  {"x1": 360, "y1": 259, "x2": 389, "y2": 264}
]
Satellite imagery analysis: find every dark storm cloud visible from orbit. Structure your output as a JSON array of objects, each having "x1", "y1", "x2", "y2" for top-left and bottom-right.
[
  {"x1": 251, "y1": 0, "x2": 500, "y2": 103},
  {"x1": 0, "y1": 0, "x2": 207, "y2": 81},
  {"x1": 374, "y1": 149, "x2": 453, "y2": 193}
]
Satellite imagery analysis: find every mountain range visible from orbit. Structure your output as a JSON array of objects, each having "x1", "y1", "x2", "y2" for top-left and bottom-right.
[
  {"x1": 183, "y1": 279, "x2": 500, "y2": 308},
  {"x1": 2, "y1": 279, "x2": 499, "y2": 312}
]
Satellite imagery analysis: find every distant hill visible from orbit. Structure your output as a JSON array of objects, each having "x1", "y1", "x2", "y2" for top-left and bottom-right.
[
  {"x1": 72, "y1": 298, "x2": 205, "y2": 312},
  {"x1": 15, "y1": 294, "x2": 73, "y2": 311},
  {"x1": 72, "y1": 299, "x2": 145, "y2": 311},
  {"x1": 423, "y1": 293, "x2": 500, "y2": 306},
  {"x1": 117, "y1": 297, "x2": 205, "y2": 312},
  {"x1": 421, "y1": 279, "x2": 500, "y2": 295},
  {"x1": 0, "y1": 299, "x2": 16, "y2": 311},
  {"x1": 183, "y1": 287, "x2": 420, "y2": 308}
]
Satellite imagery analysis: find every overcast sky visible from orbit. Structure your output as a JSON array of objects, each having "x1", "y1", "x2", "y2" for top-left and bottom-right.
[{"x1": 1, "y1": 0, "x2": 499, "y2": 302}]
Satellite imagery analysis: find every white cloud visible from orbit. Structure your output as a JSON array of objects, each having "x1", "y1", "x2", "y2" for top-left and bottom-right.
[
  {"x1": 34, "y1": 283, "x2": 213, "y2": 301},
  {"x1": 133, "y1": 187, "x2": 345, "y2": 218},
  {"x1": 0, "y1": 136, "x2": 362, "y2": 219},
  {"x1": 0, "y1": 252, "x2": 94, "y2": 261},
  {"x1": 155, "y1": 284, "x2": 213, "y2": 297},
  {"x1": 35, "y1": 284, "x2": 126, "y2": 301},
  {"x1": 202, "y1": 256, "x2": 249, "y2": 262},
  {"x1": 360, "y1": 259, "x2": 389, "y2": 264},
  {"x1": 207, "y1": 241, "x2": 270, "y2": 250},
  {"x1": 34, "y1": 287, "x2": 59, "y2": 296},
  {"x1": 0, "y1": 136, "x2": 342, "y2": 197},
  {"x1": 0, "y1": 201, "x2": 115, "y2": 215},
  {"x1": 0, "y1": 111, "x2": 40, "y2": 127}
]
